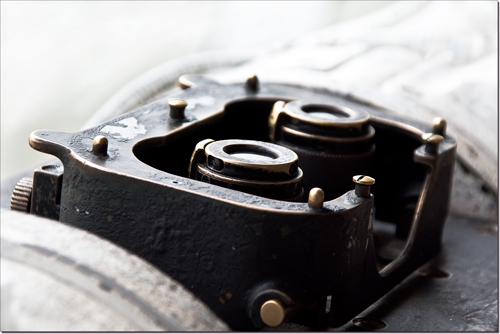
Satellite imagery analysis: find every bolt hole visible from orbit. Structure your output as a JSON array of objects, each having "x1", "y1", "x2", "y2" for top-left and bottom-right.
[
  {"x1": 352, "y1": 317, "x2": 387, "y2": 330},
  {"x1": 172, "y1": 181, "x2": 179, "y2": 184},
  {"x1": 208, "y1": 156, "x2": 224, "y2": 171},
  {"x1": 418, "y1": 266, "x2": 451, "y2": 278},
  {"x1": 480, "y1": 184, "x2": 492, "y2": 194}
]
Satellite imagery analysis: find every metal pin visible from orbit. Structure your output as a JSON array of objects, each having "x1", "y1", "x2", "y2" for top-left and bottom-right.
[
  {"x1": 422, "y1": 133, "x2": 444, "y2": 155},
  {"x1": 353, "y1": 175, "x2": 375, "y2": 198},
  {"x1": 308, "y1": 187, "x2": 325, "y2": 209},
  {"x1": 92, "y1": 135, "x2": 108, "y2": 156},
  {"x1": 432, "y1": 117, "x2": 447, "y2": 136},
  {"x1": 168, "y1": 98, "x2": 188, "y2": 120},
  {"x1": 260, "y1": 299, "x2": 286, "y2": 327},
  {"x1": 246, "y1": 74, "x2": 259, "y2": 92}
]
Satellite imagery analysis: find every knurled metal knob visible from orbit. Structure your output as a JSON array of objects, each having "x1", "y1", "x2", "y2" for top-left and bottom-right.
[{"x1": 10, "y1": 177, "x2": 33, "y2": 212}]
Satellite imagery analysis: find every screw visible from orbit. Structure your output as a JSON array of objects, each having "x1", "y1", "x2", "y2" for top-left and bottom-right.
[
  {"x1": 92, "y1": 135, "x2": 108, "y2": 156},
  {"x1": 422, "y1": 133, "x2": 444, "y2": 155},
  {"x1": 353, "y1": 175, "x2": 375, "y2": 198},
  {"x1": 246, "y1": 74, "x2": 259, "y2": 92},
  {"x1": 260, "y1": 299, "x2": 286, "y2": 327},
  {"x1": 168, "y1": 98, "x2": 188, "y2": 120},
  {"x1": 308, "y1": 187, "x2": 324, "y2": 209},
  {"x1": 432, "y1": 117, "x2": 447, "y2": 136}
]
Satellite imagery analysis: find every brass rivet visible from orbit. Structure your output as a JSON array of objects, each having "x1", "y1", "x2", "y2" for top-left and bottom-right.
[
  {"x1": 168, "y1": 98, "x2": 188, "y2": 120},
  {"x1": 352, "y1": 175, "x2": 375, "y2": 185},
  {"x1": 432, "y1": 117, "x2": 447, "y2": 136},
  {"x1": 92, "y1": 135, "x2": 108, "y2": 156},
  {"x1": 246, "y1": 74, "x2": 259, "y2": 91},
  {"x1": 260, "y1": 299, "x2": 285, "y2": 327},
  {"x1": 422, "y1": 133, "x2": 444, "y2": 154},
  {"x1": 308, "y1": 187, "x2": 324, "y2": 209}
]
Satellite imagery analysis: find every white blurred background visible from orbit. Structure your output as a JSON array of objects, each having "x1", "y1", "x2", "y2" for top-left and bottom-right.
[{"x1": 1, "y1": 1, "x2": 393, "y2": 179}]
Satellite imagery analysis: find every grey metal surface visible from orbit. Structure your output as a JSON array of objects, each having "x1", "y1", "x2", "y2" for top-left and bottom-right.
[{"x1": 1, "y1": 209, "x2": 228, "y2": 331}]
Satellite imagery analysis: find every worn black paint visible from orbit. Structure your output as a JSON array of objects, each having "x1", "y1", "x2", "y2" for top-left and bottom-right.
[{"x1": 28, "y1": 76, "x2": 456, "y2": 330}]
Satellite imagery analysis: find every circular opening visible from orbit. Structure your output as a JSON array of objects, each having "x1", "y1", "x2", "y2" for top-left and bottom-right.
[
  {"x1": 301, "y1": 104, "x2": 350, "y2": 121},
  {"x1": 208, "y1": 156, "x2": 225, "y2": 171},
  {"x1": 223, "y1": 144, "x2": 279, "y2": 161},
  {"x1": 352, "y1": 317, "x2": 387, "y2": 330}
]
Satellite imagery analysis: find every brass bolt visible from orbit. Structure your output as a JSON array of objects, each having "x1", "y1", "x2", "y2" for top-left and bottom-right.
[
  {"x1": 353, "y1": 175, "x2": 375, "y2": 198},
  {"x1": 92, "y1": 135, "x2": 108, "y2": 156},
  {"x1": 260, "y1": 299, "x2": 286, "y2": 327},
  {"x1": 246, "y1": 74, "x2": 259, "y2": 92},
  {"x1": 308, "y1": 187, "x2": 324, "y2": 209},
  {"x1": 422, "y1": 133, "x2": 444, "y2": 155},
  {"x1": 432, "y1": 117, "x2": 447, "y2": 136},
  {"x1": 168, "y1": 98, "x2": 188, "y2": 120}
]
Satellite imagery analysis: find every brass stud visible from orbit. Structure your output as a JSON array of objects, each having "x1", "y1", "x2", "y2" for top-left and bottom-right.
[
  {"x1": 168, "y1": 98, "x2": 188, "y2": 120},
  {"x1": 432, "y1": 117, "x2": 447, "y2": 136},
  {"x1": 260, "y1": 299, "x2": 286, "y2": 327},
  {"x1": 246, "y1": 74, "x2": 259, "y2": 92},
  {"x1": 308, "y1": 187, "x2": 324, "y2": 209},
  {"x1": 353, "y1": 175, "x2": 375, "y2": 198},
  {"x1": 92, "y1": 135, "x2": 108, "y2": 156},
  {"x1": 422, "y1": 133, "x2": 444, "y2": 155}
]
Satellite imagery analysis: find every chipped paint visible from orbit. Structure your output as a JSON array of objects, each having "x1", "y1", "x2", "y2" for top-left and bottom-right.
[
  {"x1": 185, "y1": 96, "x2": 216, "y2": 110},
  {"x1": 101, "y1": 117, "x2": 146, "y2": 140}
]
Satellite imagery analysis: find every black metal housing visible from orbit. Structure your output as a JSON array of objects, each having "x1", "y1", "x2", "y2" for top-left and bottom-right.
[{"x1": 27, "y1": 75, "x2": 456, "y2": 330}]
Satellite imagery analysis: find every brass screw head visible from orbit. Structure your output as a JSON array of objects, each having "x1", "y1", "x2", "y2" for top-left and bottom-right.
[
  {"x1": 432, "y1": 117, "x2": 447, "y2": 136},
  {"x1": 308, "y1": 187, "x2": 325, "y2": 209},
  {"x1": 168, "y1": 98, "x2": 188, "y2": 120},
  {"x1": 352, "y1": 175, "x2": 375, "y2": 185},
  {"x1": 260, "y1": 299, "x2": 286, "y2": 327},
  {"x1": 92, "y1": 135, "x2": 108, "y2": 156}
]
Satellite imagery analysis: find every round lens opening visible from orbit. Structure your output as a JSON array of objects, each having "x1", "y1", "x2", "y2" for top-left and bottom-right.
[
  {"x1": 301, "y1": 104, "x2": 350, "y2": 120},
  {"x1": 223, "y1": 144, "x2": 279, "y2": 161}
]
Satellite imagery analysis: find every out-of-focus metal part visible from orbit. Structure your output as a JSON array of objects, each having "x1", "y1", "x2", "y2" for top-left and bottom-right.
[
  {"x1": 92, "y1": 135, "x2": 108, "y2": 156},
  {"x1": 168, "y1": 98, "x2": 188, "y2": 120},
  {"x1": 246, "y1": 74, "x2": 259, "y2": 92},
  {"x1": 1, "y1": 208, "x2": 228, "y2": 332},
  {"x1": 308, "y1": 187, "x2": 324, "y2": 209},
  {"x1": 31, "y1": 164, "x2": 63, "y2": 220},
  {"x1": 422, "y1": 133, "x2": 444, "y2": 155},
  {"x1": 260, "y1": 300, "x2": 287, "y2": 327},
  {"x1": 189, "y1": 139, "x2": 304, "y2": 201},
  {"x1": 10, "y1": 177, "x2": 33, "y2": 212},
  {"x1": 178, "y1": 75, "x2": 195, "y2": 89},
  {"x1": 353, "y1": 175, "x2": 375, "y2": 198},
  {"x1": 432, "y1": 117, "x2": 447, "y2": 136}
]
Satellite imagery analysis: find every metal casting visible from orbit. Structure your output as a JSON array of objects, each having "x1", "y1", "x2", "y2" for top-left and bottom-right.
[{"x1": 17, "y1": 75, "x2": 456, "y2": 330}]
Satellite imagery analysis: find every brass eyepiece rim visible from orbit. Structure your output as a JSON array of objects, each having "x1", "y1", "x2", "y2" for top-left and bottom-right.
[{"x1": 283, "y1": 100, "x2": 370, "y2": 128}]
